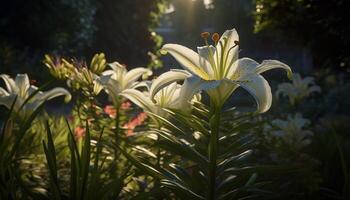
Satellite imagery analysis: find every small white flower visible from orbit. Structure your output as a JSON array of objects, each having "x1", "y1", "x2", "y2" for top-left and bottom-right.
[
  {"x1": 98, "y1": 62, "x2": 152, "y2": 104},
  {"x1": 0, "y1": 74, "x2": 71, "y2": 117},
  {"x1": 121, "y1": 70, "x2": 201, "y2": 118},
  {"x1": 276, "y1": 73, "x2": 321, "y2": 105},
  {"x1": 267, "y1": 113, "x2": 313, "y2": 149}
]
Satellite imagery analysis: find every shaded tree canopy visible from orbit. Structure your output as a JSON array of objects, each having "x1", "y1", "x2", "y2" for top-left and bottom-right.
[
  {"x1": 0, "y1": 0, "x2": 95, "y2": 77},
  {"x1": 0, "y1": 0, "x2": 166, "y2": 79},
  {"x1": 0, "y1": 0, "x2": 95, "y2": 54},
  {"x1": 91, "y1": 0, "x2": 165, "y2": 68},
  {"x1": 254, "y1": 0, "x2": 350, "y2": 69}
]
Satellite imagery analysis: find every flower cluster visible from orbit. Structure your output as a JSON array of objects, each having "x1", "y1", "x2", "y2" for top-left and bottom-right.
[
  {"x1": 44, "y1": 53, "x2": 107, "y2": 96},
  {"x1": 0, "y1": 28, "x2": 300, "y2": 200},
  {"x1": 0, "y1": 74, "x2": 71, "y2": 118},
  {"x1": 276, "y1": 73, "x2": 321, "y2": 105},
  {"x1": 97, "y1": 62, "x2": 152, "y2": 105},
  {"x1": 264, "y1": 113, "x2": 313, "y2": 150},
  {"x1": 96, "y1": 28, "x2": 292, "y2": 120},
  {"x1": 0, "y1": 28, "x2": 294, "y2": 137}
]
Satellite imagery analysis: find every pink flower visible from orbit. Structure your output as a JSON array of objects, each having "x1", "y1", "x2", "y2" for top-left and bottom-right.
[
  {"x1": 123, "y1": 112, "x2": 148, "y2": 136},
  {"x1": 74, "y1": 126, "x2": 86, "y2": 140},
  {"x1": 104, "y1": 105, "x2": 117, "y2": 118},
  {"x1": 121, "y1": 101, "x2": 131, "y2": 110}
]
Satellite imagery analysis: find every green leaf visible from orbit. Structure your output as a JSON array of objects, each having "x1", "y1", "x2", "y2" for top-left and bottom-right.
[
  {"x1": 42, "y1": 121, "x2": 61, "y2": 200},
  {"x1": 161, "y1": 179, "x2": 205, "y2": 200},
  {"x1": 118, "y1": 146, "x2": 165, "y2": 179},
  {"x1": 155, "y1": 130, "x2": 208, "y2": 166},
  {"x1": 218, "y1": 150, "x2": 253, "y2": 173},
  {"x1": 80, "y1": 120, "x2": 91, "y2": 199}
]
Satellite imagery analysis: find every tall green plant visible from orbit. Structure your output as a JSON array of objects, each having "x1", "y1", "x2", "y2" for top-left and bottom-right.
[
  {"x1": 43, "y1": 119, "x2": 132, "y2": 199},
  {"x1": 0, "y1": 76, "x2": 70, "y2": 198},
  {"x1": 117, "y1": 27, "x2": 293, "y2": 199}
]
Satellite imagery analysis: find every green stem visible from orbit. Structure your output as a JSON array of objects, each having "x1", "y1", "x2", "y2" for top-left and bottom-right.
[
  {"x1": 154, "y1": 125, "x2": 163, "y2": 199},
  {"x1": 114, "y1": 102, "x2": 121, "y2": 161},
  {"x1": 208, "y1": 104, "x2": 221, "y2": 200},
  {"x1": 332, "y1": 128, "x2": 349, "y2": 199},
  {"x1": 156, "y1": 133, "x2": 161, "y2": 169}
]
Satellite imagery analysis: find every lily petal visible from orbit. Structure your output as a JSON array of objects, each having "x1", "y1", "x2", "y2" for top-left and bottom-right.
[
  {"x1": 108, "y1": 62, "x2": 126, "y2": 74},
  {"x1": 0, "y1": 87, "x2": 9, "y2": 96},
  {"x1": 308, "y1": 85, "x2": 321, "y2": 93},
  {"x1": 301, "y1": 76, "x2": 315, "y2": 86},
  {"x1": 150, "y1": 69, "x2": 190, "y2": 101},
  {"x1": 239, "y1": 75, "x2": 272, "y2": 113},
  {"x1": 276, "y1": 83, "x2": 296, "y2": 99},
  {"x1": 292, "y1": 74, "x2": 302, "y2": 86},
  {"x1": 207, "y1": 79, "x2": 239, "y2": 107},
  {"x1": 98, "y1": 73, "x2": 113, "y2": 86},
  {"x1": 215, "y1": 28, "x2": 239, "y2": 68},
  {"x1": 103, "y1": 78, "x2": 121, "y2": 103},
  {"x1": 36, "y1": 87, "x2": 72, "y2": 103},
  {"x1": 121, "y1": 89, "x2": 156, "y2": 113},
  {"x1": 0, "y1": 95, "x2": 17, "y2": 110},
  {"x1": 15, "y1": 74, "x2": 30, "y2": 98},
  {"x1": 162, "y1": 44, "x2": 210, "y2": 80},
  {"x1": 197, "y1": 46, "x2": 216, "y2": 77},
  {"x1": 0, "y1": 74, "x2": 17, "y2": 94},
  {"x1": 130, "y1": 81, "x2": 152, "y2": 90},
  {"x1": 125, "y1": 67, "x2": 152, "y2": 88},
  {"x1": 255, "y1": 60, "x2": 292, "y2": 79},
  {"x1": 178, "y1": 75, "x2": 221, "y2": 108},
  {"x1": 155, "y1": 82, "x2": 179, "y2": 108},
  {"x1": 106, "y1": 62, "x2": 126, "y2": 84},
  {"x1": 93, "y1": 80, "x2": 104, "y2": 95},
  {"x1": 227, "y1": 57, "x2": 259, "y2": 79},
  {"x1": 27, "y1": 85, "x2": 38, "y2": 96},
  {"x1": 101, "y1": 70, "x2": 115, "y2": 77}
]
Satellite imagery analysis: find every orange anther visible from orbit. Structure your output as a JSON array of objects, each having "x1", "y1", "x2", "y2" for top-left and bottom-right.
[
  {"x1": 212, "y1": 33, "x2": 220, "y2": 43},
  {"x1": 201, "y1": 32, "x2": 210, "y2": 39}
]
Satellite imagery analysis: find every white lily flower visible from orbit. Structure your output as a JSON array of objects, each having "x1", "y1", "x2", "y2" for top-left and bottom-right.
[
  {"x1": 266, "y1": 113, "x2": 313, "y2": 149},
  {"x1": 276, "y1": 73, "x2": 321, "y2": 105},
  {"x1": 0, "y1": 74, "x2": 71, "y2": 117},
  {"x1": 121, "y1": 70, "x2": 207, "y2": 118},
  {"x1": 159, "y1": 28, "x2": 292, "y2": 112},
  {"x1": 98, "y1": 62, "x2": 152, "y2": 104}
]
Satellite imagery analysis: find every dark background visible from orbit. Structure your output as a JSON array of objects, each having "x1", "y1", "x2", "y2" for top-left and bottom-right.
[{"x1": 1, "y1": 0, "x2": 349, "y2": 80}]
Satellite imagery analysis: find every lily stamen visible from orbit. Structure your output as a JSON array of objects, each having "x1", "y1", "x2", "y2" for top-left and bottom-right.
[
  {"x1": 211, "y1": 33, "x2": 220, "y2": 44},
  {"x1": 201, "y1": 32, "x2": 210, "y2": 39},
  {"x1": 202, "y1": 33, "x2": 218, "y2": 78}
]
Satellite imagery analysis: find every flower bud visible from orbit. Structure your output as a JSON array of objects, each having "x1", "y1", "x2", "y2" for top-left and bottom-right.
[{"x1": 90, "y1": 53, "x2": 106, "y2": 74}]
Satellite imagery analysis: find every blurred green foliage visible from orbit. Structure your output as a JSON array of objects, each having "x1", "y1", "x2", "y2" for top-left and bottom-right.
[
  {"x1": 213, "y1": 0, "x2": 257, "y2": 48},
  {"x1": 91, "y1": 0, "x2": 166, "y2": 69},
  {"x1": 253, "y1": 0, "x2": 350, "y2": 69},
  {"x1": 0, "y1": 0, "x2": 166, "y2": 80},
  {"x1": 169, "y1": 0, "x2": 207, "y2": 45},
  {"x1": 0, "y1": 0, "x2": 95, "y2": 76}
]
